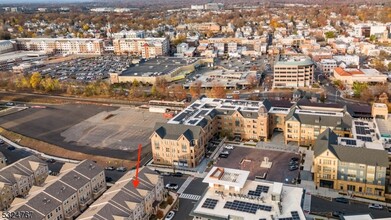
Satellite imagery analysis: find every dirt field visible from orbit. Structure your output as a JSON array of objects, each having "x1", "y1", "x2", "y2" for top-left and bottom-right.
[{"x1": 61, "y1": 107, "x2": 168, "y2": 151}]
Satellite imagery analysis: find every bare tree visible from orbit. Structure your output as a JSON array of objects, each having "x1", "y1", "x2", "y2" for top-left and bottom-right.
[{"x1": 190, "y1": 80, "x2": 202, "y2": 99}]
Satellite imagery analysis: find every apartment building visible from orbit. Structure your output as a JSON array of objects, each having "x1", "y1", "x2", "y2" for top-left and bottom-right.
[
  {"x1": 285, "y1": 100, "x2": 352, "y2": 146},
  {"x1": 319, "y1": 59, "x2": 337, "y2": 75},
  {"x1": 313, "y1": 129, "x2": 388, "y2": 200},
  {"x1": 9, "y1": 160, "x2": 106, "y2": 219},
  {"x1": 77, "y1": 167, "x2": 164, "y2": 220},
  {"x1": 113, "y1": 37, "x2": 169, "y2": 58},
  {"x1": 191, "y1": 166, "x2": 305, "y2": 220},
  {"x1": 151, "y1": 98, "x2": 270, "y2": 168},
  {"x1": 273, "y1": 56, "x2": 315, "y2": 88},
  {"x1": 0, "y1": 156, "x2": 48, "y2": 211},
  {"x1": 15, "y1": 38, "x2": 103, "y2": 55}
]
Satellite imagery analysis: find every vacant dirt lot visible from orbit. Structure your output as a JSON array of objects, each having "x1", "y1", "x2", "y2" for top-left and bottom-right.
[{"x1": 61, "y1": 107, "x2": 167, "y2": 151}]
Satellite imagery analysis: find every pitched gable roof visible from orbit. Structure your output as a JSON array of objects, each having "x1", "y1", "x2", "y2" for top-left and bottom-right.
[{"x1": 154, "y1": 123, "x2": 202, "y2": 141}]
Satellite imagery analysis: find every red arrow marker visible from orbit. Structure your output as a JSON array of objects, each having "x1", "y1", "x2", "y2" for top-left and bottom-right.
[{"x1": 132, "y1": 144, "x2": 142, "y2": 188}]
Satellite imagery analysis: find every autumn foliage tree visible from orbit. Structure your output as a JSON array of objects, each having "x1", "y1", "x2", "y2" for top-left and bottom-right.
[
  {"x1": 189, "y1": 80, "x2": 202, "y2": 99},
  {"x1": 207, "y1": 83, "x2": 226, "y2": 98},
  {"x1": 169, "y1": 84, "x2": 187, "y2": 101},
  {"x1": 246, "y1": 74, "x2": 258, "y2": 89}
]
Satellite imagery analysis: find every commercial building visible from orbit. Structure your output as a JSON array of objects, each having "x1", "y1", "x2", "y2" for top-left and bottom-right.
[
  {"x1": 77, "y1": 167, "x2": 164, "y2": 220},
  {"x1": 9, "y1": 160, "x2": 106, "y2": 219},
  {"x1": 151, "y1": 98, "x2": 271, "y2": 168},
  {"x1": 319, "y1": 59, "x2": 337, "y2": 75},
  {"x1": 190, "y1": 166, "x2": 305, "y2": 220},
  {"x1": 285, "y1": 100, "x2": 352, "y2": 146},
  {"x1": 109, "y1": 57, "x2": 212, "y2": 85},
  {"x1": 0, "y1": 40, "x2": 15, "y2": 54},
  {"x1": 15, "y1": 38, "x2": 104, "y2": 55},
  {"x1": 113, "y1": 37, "x2": 169, "y2": 58},
  {"x1": 273, "y1": 56, "x2": 315, "y2": 88},
  {"x1": 333, "y1": 67, "x2": 388, "y2": 86},
  {"x1": 0, "y1": 156, "x2": 48, "y2": 211},
  {"x1": 313, "y1": 129, "x2": 388, "y2": 200}
]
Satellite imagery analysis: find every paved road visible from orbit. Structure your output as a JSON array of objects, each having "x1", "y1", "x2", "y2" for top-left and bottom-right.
[{"x1": 311, "y1": 195, "x2": 391, "y2": 218}]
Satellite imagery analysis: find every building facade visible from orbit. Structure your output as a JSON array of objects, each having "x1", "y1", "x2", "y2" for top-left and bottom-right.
[
  {"x1": 16, "y1": 38, "x2": 103, "y2": 55},
  {"x1": 313, "y1": 129, "x2": 388, "y2": 200},
  {"x1": 0, "y1": 40, "x2": 15, "y2": 54},
  {"x1": 112, "y1": 37, "x2": 169, "y2": 58},
  {"x1": 273, "y1": 56, "x2": 315, "y2": 88}
]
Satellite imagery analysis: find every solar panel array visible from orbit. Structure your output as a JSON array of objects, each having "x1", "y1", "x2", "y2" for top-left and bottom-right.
[
  {"x1": 201, "y1": 198, "x2": 218, "y2": 209},
  {"x1": 340, "y1": 139, "x2": 357, "y2": 146},
  {"x1": 224, "y1": 200, "x2": 272, "y2": 214},
  {"x1": 278, "y1": 211, "x2": 301, "y2": 220},
  {"x1": 355, "y1": 126, "x2": 370, "y2": 135},
  {"x1": 248, "y1": 185, "x2": 270, "y2": 197},
  {"x1": 357, "y1": 136, "x2": 372, "y2": 142}
]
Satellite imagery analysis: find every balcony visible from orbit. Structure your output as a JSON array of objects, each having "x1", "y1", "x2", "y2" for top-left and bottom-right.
[
  {"x1": 65, "y1": 208, "x2": 80, "y2": 220},
  {"x1": 93, "y1": 186, "x2": 106, "y2": 199},
  {"x1": 79, "y1": 197, "x2": 93, "y2": 211}
]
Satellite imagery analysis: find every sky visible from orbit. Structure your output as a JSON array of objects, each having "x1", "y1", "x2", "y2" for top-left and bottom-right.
[{"x1": 1, "y1": 0, "x2": 93, "y2": 4}]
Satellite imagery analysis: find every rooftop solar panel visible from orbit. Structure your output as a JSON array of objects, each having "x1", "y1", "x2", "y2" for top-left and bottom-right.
[
  {"x1": 224, "y1": 200, "x2": 272, "y2": 214},
  {"x1": 202, "y1": 198, "x2": 218, "y2": 209}
]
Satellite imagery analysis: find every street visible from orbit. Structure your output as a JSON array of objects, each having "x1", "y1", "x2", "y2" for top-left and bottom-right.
[{"x1": 311, "y1": 195, "x2": 391, "y2": 218}]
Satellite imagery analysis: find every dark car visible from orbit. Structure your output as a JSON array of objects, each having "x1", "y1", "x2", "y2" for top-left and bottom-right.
[
  {"x1": 46, "y1": 158, "x2": 56, "y2": 163},
  {"x1": 105, "y1": 177, "x2": 113, "y2": 182},
  {"x1": 172, "y1": 172, "x2": 183, "y2": 177},
  {"x1": 332, "y1": 211, "x2": 344, "y2": 217},
  {"x1": 289, "y1": 160, "x2": 299, "y2": 166},
  {"x1": 219, "y1": 153, "x2": 229, "y2": 158},
  {"x1": 289, "y1": 165, "x2": 299, "y2": 171},
  {"x1": 0, "y1": 139, "x2": 4, "y2": 144},
  {"x1": 7, "y1": 146, "x2": 15, "y2": 151},
  {"x1": 290, "y1": 157, "x2": 300, "y2": 162},
  {"x1": 335, "y1": 197, "x2": 349, "y2": 204}
]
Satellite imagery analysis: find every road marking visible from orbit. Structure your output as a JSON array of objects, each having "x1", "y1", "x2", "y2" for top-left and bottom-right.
[
  {"x1": 179, "y1": 193, "x2": 201, "y2": 201},
  {"x1": 177, "y1": 176, "x2": 194, "y2": 194}
]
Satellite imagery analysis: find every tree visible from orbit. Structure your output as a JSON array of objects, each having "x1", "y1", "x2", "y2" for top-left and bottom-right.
[
  {"x1": 246, "y1": 74, "x2": 258, "y2": 89},
  {"x1": 360, "y1": 87, "x2": 373, "y2": 102},
  {"x1": 369, "y1": 35, "x2": 376, "y2": 42},
  {"x1": 172, "y1": 34, "x2": 187, "y2": 46},
  {"x1": 82, "y1": 24, "x2": 90, "y2": 31},
  {"x1": 156, "y1": 210, "x2": 164, "y2": 219},
  {"x1": 207, "y1": 83, "x2": 226, "y2": 98},
  {"x1": 151, "y1": 85, "x2": 158, "y2": 97},
  {"x1": 388, "y1": 63, "x2": 391, "y2": 71},
  {"x1": 132, "y1": 79, "x2": 140, "y2": 87},
  {"x1": 155, "y1": 77, "x2": 168, "y2": 97},
  {"x1": 167, "y1": 195, "x2": 174, "y2": 205},
  {"x1": 352, "y1": 82, "x2": 368, "y2": 97},
  {"x1": 171, "y1": 84, "x2": 187, "y2": 101},
  {"x1": 30, "y1": 72, "x2": 42, "y2": 90},
  {"x1": 324, "y1": 31, "x2": 336, "y2": 39},
  {"x1": 189, "y1": 80, "x2": 202, "y2": 99}
]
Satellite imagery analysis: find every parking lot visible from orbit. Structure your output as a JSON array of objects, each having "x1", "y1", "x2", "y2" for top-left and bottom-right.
[
  {"x1": 215, "y1": 145, "x2": 300, "y2": 183},
  {"x1": 31, "y1": 55, "x2": 131, "y2": 82}
]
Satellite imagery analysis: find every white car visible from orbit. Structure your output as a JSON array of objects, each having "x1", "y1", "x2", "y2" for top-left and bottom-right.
[
  {"x1": 165, "y1": 211, "x2": 175, "y2": 220},
  {"x1": 225, "y1": 145, "x2": 234, "y2": 150},
  {"x1": 233, "y1": 91, "x2": 240, "y2": 94},
  {"x1": 368, "y1": 203, "x2": 383, "y2": 210}
]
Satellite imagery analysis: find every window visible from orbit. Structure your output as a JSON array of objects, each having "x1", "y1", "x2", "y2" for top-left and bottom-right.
[
  {"x1": 154, "y1": 141, "x2": 160, "y2": 150},
  {"x1": 166, "y1": 148, "x2": 170, "y2": 152},
  {"x1": 181, "y1": 144, "x2": 187, "y2": 153}
]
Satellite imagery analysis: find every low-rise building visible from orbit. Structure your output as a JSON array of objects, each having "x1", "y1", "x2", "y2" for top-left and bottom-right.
[
  {"x1": 113, "y1": 37, "x2": 169, "y2": 58},
  {"x1": 0, "y1": 40, "x2": 15, "y2": 54},
  {"x1": 77, "y1": 167, "x2": 164, "y2": 220},
  {"x1": 313, "y1": 129, "x2": 388, "y2": 200},
  {"x1": 190, "y1": 166, "x2": 305, "y2": 220},
  {"x1": 319, "y1": 59, "x2": 337, "y2": 75},
  {"x1": 333, "y1": 67, "x2": 388, "y2": 86}
]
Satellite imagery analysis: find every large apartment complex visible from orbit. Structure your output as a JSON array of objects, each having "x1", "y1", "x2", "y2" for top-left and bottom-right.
[
  {"x1": 273, "y1": 56, "x2": 315, "y2": 88},
  {"x1": 15, "y1": 38, "x2": 103, "y2": 55},
  {"x1": 9, "y1": 160, "x2": 106, "y2": 219},
  {"x1": 313, "y1": 129, "x2": 388, "y2": 200},
  {"x1": 113, "y1": 37, "x2": 170, "y2": 58},
  {"x1": 0, "y1": 156, "x2": 48, "y2": 211},
  {"x1": 78, "y1": 167, "x2": 164, "y2": 220},
  {"x1": 151, "y1": 98, "x2": 271, "y2": 168}
]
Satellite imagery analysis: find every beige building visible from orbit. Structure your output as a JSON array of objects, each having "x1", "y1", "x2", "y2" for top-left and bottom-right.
[
  {"x1": 8, "y1": 160, "x2": 106, "y2": 219},
  {"x1": 285, "y1": 100, "x2": 352, "y2": 147},
  {"x1": 313, "y1": 129, "x2": 388, "y2": 200},
  {"x1": 0, "y1": 155, "x2": 48, "y2": 211},
  {"x1": 77, "y1": 167, "x2": 164, "y2": 220},
  {"x1": 372, "y1": 103, "x2": 389, "y2": 120},
  {"x1": 333, "y1": 67, "x2": 388, "y2": 87},
  {"x1": 113, "y1": 37, "x2": 169, "y2": 58},
  {"x1": 273, "y1": 56, "x2": 315, "y2": 88},
  {"x1": 16, "y1": 38, "x2": 103, "y2": 55},
  {"x1": 151, "y1": 98, "x2": 271, "y2": 168}
]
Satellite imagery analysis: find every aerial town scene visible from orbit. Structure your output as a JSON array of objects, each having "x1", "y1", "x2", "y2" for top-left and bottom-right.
[{"x1": 0, "y1": 0, "x2": 390, "y2": 219}]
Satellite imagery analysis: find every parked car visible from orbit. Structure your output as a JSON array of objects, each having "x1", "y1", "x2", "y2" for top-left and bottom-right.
[
  {"x1": 165, "y1": 183, "x2": 179, "y2": 190},
  {"x1": 289, "y1": 160, "x2": 299, "y2": 165},
  {"x1": 225, "y1": 145, "x2": 234, "y2": 150},
  {"x1": 171, "y1": 172, "x2": 183, "y2": 177},
  {"x1": 116, "y1": 167, "x2": 127, "y2": 172},
  {"x1": 165, "y1": 211, "x2": 175, "y2": 220},
  {"x1": 0, "y1": 139, "x2": 4, "y2": 144},
  {"x1": 5, "y1": 102, "x2": 15, "y2": 106},
  {"x1": 332, "y1": 211, "x2": 344, "y2": 217},
  {"x1": 46, "y1": 158, "x2": 56, "y2": 163},
  {"x1": 219, "y1": 153, "x2": 229, "y2": 158},
  {"x1": 7, "y1": 146, "x2": 15, "y2": 151},
  {"x1": 290, "y1": 157, "x2": 300, "y2": 162},
  {"x1": 335, "y1": 197, "x2": 349, "y2": 204},
  {"x1": 105, "y1": 166, "x2": 115, "y2": 171},
  {"x1": 289, "y1": 165, "x2": 299, "y2": 171},
  {"x1": 221, "y1": 151, "x2": 230, "y2": 155},
  {"x1": 105, "y1": 176, "x2": 113, "y2": 182},
  {"x1": 369, "y1": 203, "x2": 383, "y2": 210}
]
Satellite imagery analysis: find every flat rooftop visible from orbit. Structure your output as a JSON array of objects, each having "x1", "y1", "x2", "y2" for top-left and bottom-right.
[
  {"x1": 0, "y1": 50, "x2": 47, "y2": 63},
  {"x1": 192, "y1": 177, "x2": 305, "y2": 220},
  {"x1": 120, "y1": 57, "x2": 198, "y2": 77},
  {"x1": 203, "y1": 167, "x2": 249, "y2": 189},
  {"x1": 275, "y1": 56, "x2": 314, "y2": 66}
]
